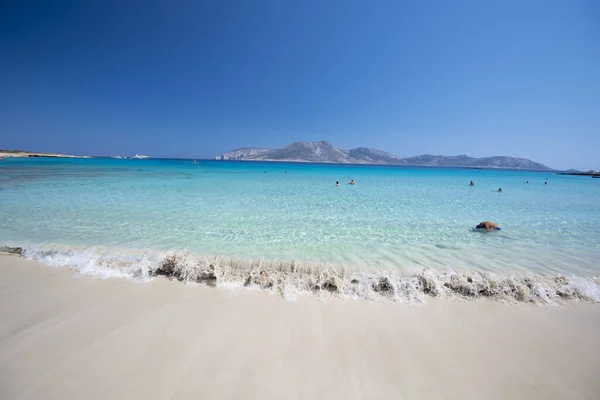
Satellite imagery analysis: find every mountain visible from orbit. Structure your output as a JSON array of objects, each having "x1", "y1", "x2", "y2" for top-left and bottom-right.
[
  {"x1": 216, "y1": 141, "x2": 353, "y2": 163},
  {"x1": 215, "y1": 142, "x2": 552, "y2": 169},
  {"x1": 402, "y1": 154, "x2": 551, "y2": 170},
  {"x1": 214, "y1": 147, "x2": 270, "y2": 160},
  {"x1": 216, "y1": 142, "x2": 407, "y2": 164},
  {"x1": 344, "y1": 147, "x2": 407, "y2": 164},
  {"x1": 402, "y1": 154, "x2": 474, "y2": 167},
  {"x1": 557, "y1": 169, "x2": 599, "y2": 176},
  {"x1": 468, "y1": 156, "x2": 551, "y2": 170}
]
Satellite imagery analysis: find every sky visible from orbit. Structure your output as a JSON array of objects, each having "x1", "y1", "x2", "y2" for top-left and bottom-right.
[{"x1": 0, "y1": 0, "x2": 598, "y2": 170}]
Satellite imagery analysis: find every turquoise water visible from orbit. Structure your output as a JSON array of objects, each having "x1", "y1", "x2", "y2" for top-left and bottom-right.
[{"x1": 1, "y1": 158, "x2": 599, "y2": 302}]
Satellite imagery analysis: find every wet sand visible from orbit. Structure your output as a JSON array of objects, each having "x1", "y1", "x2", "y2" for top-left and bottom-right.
[{"x1": 1, "y1": 255, "x2": 599, "y2": 399}]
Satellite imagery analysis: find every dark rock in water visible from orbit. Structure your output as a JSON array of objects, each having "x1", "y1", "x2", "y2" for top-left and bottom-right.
[{"x1": 1, "y1": 246, "x2": 23, "y2": 255}]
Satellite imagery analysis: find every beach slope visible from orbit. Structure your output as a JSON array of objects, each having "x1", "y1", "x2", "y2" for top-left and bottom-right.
[{"x1": 1, "y1": 255, "x2": 599, "y2": 399}]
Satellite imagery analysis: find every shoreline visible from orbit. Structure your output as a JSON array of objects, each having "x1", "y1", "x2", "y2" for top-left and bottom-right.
[
  {"x1": 1, "y1": 254, "x2": 599, "y2": 399},
  {"x1": 2, "y1": 153, "x2": 558, "y2": 170},
  {"x1": 0, "y1": 150, "x2": 90, "y2": 159},
  {"x1": 6, "y1": 245, "x2": 600, "y2": 306}
]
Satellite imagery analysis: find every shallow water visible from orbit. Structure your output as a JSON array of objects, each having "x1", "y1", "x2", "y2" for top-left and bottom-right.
[{"x1": 1, "y1": 158, "x2": 599, "y2": 303}]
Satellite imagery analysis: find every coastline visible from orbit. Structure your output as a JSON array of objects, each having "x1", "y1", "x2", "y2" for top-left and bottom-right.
[
  {"x1": 1, "y1": 254, "x2": 599, "y2": 399},
  {"x1": 213, "y1": 158, "x2": 554, "y2": 170},
  {"x1": 7, "y1": 245, "x2": 600, "y2": 305},
  {"x1": 0, "y1": 150, "x2": 90, "y2": 158},
  {"x1": 556, "y1": 172, "x2": 600, "y2": 177}
]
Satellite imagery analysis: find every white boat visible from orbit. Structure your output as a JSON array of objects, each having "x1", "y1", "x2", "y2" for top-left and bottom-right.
[
  {"x1": 131, "y1": 154, "x2": 150, "y2": 159},
  {"x1": 192, "y1": 159, "x2": 198, "y2": 164},
  {"x1": 111, "y1": 155, "x2": 125, "y2": 159}
]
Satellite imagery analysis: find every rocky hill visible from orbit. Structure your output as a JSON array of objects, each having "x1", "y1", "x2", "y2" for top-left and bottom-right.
[
  {"x1": 215, "y1": 142, "x2": 551, "y2": 169},
  {"x1": 344, "y1": 147, "x2": 407, "y2": 164},
  {"x1": 214, "y1": 148, "x2": 270, "y2": 160},
  {"x1": 216, "y1": 142, "x2": 408, "y2": 164},
  {"x1": 402, "y1": 154, "x2": 551, "y2": 170}
]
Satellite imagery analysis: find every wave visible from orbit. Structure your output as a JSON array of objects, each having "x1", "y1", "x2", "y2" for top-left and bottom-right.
[{"x1": 3, "y1": 244, "x2": 600, "y2": 305}]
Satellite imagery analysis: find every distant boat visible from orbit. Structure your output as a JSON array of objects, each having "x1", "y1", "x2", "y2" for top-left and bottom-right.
[
  {"x1": 192, "y1": 159, "x2": 198, "y2": 164},
  {"x1": 111, "y1": 155, "x2": 125, "y2": 159},
  {"x1": 131, "y1": 154, "x2": 150, "y2": 159}
]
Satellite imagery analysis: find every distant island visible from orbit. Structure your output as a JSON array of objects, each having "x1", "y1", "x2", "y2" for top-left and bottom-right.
[
  {"x1": 215, "y1": 141, "x2": 552, "y2": 170},
  {"x1": 0, "y1": 150, "x2": 90, "y2": 159},
  {"x1": 556, "y1": 169, "x2": 600, "y2": 177}
]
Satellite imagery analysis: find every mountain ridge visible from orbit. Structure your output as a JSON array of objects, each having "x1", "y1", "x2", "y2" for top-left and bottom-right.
[{"x1": 215, "y1": 141, "x2": 552, "y2": 170}]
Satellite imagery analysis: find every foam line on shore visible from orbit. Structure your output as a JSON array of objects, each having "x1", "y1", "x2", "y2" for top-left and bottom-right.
[{"x1": 4, "y1": 244, "x2": 599, "y2": 305}]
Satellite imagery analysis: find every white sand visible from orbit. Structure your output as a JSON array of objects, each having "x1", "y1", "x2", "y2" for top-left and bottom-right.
[
  {"x1": 0, "y1": 151, "x2": 89, "y2": 158},
  {"x1": 1, "y1": 255, "x2": 599, "y2": 399}
]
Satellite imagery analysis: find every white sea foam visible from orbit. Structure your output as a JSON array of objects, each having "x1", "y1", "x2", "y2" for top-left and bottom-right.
[{"x1": 7, "y1": 244, "x2": 599, "y2": 306}]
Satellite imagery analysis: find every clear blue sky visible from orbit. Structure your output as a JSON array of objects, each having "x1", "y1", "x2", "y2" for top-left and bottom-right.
[{"x1": 1, "y1": 0, "x2": 598, "y2": 170}]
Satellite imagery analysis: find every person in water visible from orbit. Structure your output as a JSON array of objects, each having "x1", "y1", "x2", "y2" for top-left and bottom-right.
[
  {"x1": 544, "y1": 181, "x2": 548, "y2": 185},
  {"x1": 348, "y1": 179, "x2": 355, "y2": 185},
  {"x1": 498, "y1": 188, "x2": 503, "y2": 192},
  {"x1": 476, "y1": 221, "x2": 499, "y2": 231},
  {"x1": 470, "y1": 181, "x2": 475, "y2": 186},
  {"x1": 335, "y1": 181, "x2": 340, "y2": 186}
]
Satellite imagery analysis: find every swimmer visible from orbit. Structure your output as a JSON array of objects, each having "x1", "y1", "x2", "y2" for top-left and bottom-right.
[
  {"x1": 498, "y1": 188, "x2": 502, "y2": 192},
  {"x1": 476, "y1": 221, "x2": 499, "y2": 232},
  {"x1": 526, "y1": 181, "x2": 529, "y2": 183},
  {"x1": 544, "y1": 181, "x2": 547, "y2": 185},
  {"x1": 336, "y1": 181, "x2": 340, "y2": 186},
  {"x1": 470, "y1": 181, "x2": 475, "y2": 186},
  {"x1": 348, "y1": 179, "x2": 355, "y2": 185}
]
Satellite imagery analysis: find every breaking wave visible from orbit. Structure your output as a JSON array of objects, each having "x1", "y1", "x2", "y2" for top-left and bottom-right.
[{"x1": 3, "y1": 244, "x2": 600, "y2": 305}]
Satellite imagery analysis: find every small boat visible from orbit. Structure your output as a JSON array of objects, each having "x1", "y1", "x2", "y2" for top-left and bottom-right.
[
  {"x1": 111, "y1": 155, "x2": 125, "y2": 159},
  {"x1": 131, "y1": 154, "x2": 149, "y2": 159},
  {"x1": 592, "y1": 175, "x2": 600, "y2": 179},
  {"x1": 192, "y1": 160, "x2": 198, "y2": 164}
]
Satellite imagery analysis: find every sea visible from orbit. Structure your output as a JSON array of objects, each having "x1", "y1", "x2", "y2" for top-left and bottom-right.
[{"x1": 1, "y1": 157, "x2": 599, "y2": 304}]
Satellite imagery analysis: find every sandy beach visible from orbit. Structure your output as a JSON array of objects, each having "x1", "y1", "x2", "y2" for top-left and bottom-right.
[
  {"x1": 1, "y1": 254, "x2": 599, "y2": 399},
  {"x1": 0, "y1": 150, "x2": 89, "y2": 158}
]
